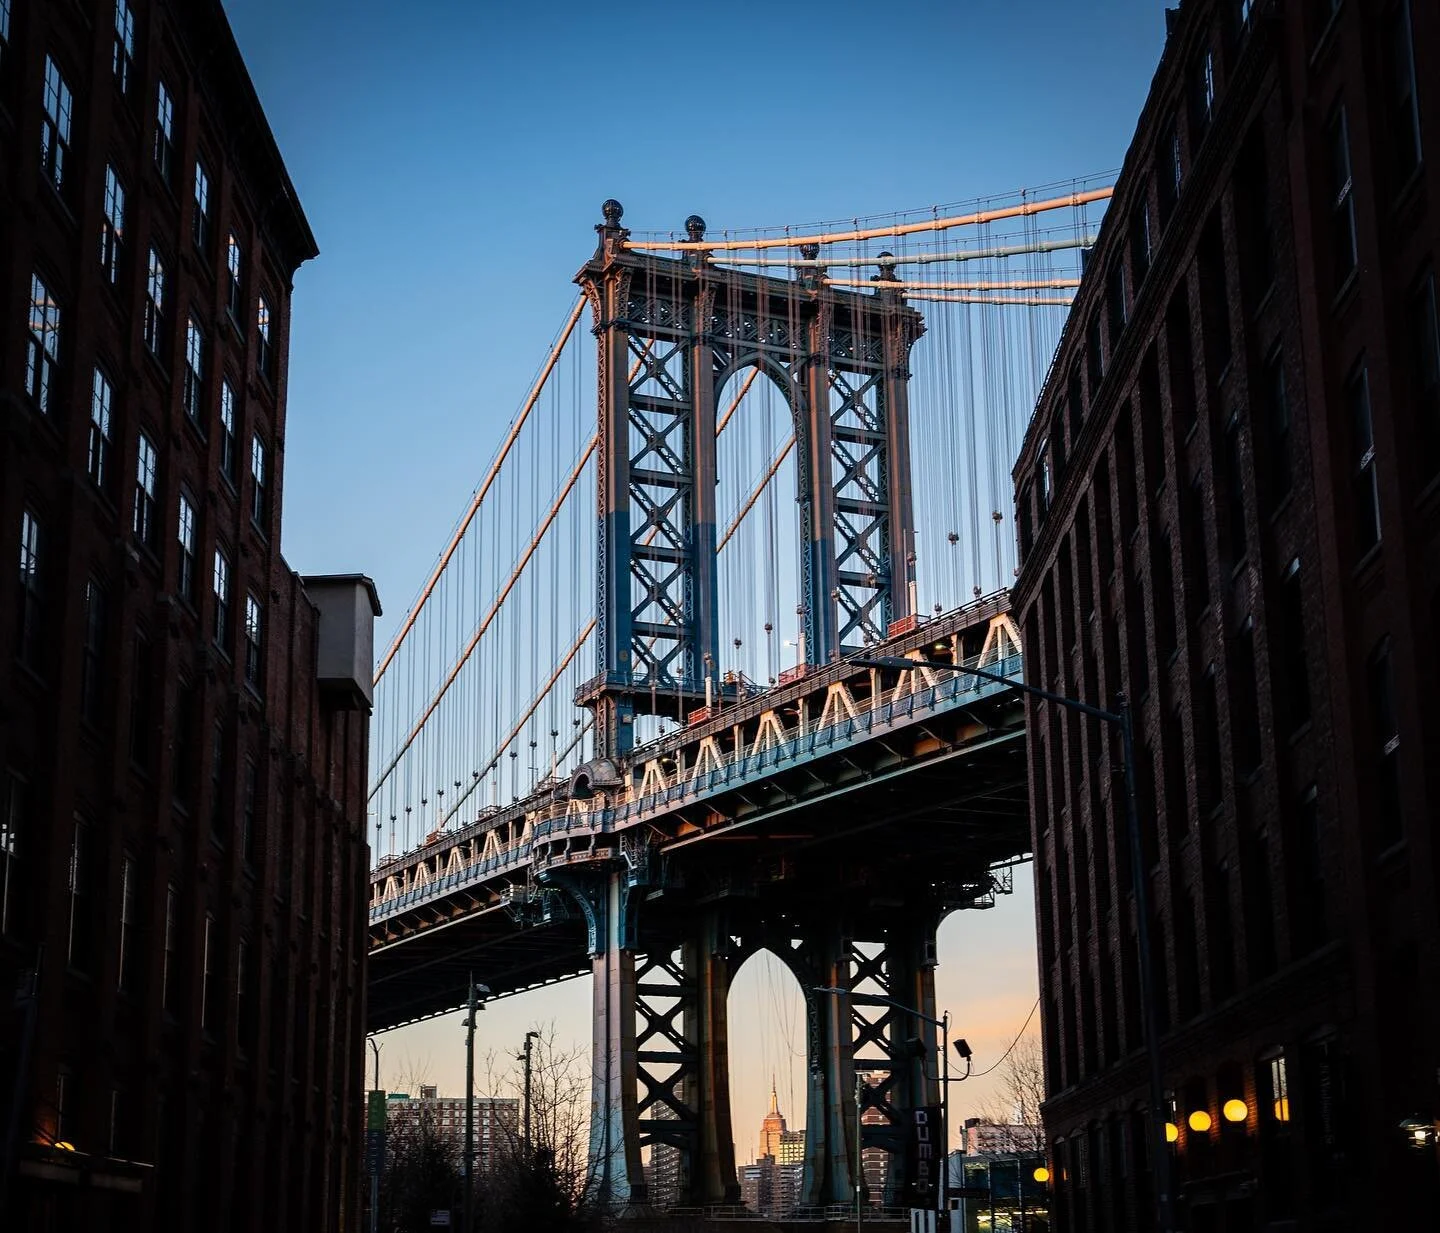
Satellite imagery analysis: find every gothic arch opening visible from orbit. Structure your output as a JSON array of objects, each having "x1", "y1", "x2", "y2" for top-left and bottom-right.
[{"x1": 714, "y1": 364, "x2": 803, "y2": 691}]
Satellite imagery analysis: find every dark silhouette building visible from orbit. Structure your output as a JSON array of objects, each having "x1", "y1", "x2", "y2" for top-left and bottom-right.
[
  {"x1": 1013, "y1": 0, "x2": 1438, "y2": 1229},
  {"x1": 0, "y1": 1, "x2": 379, "y2": 1230}
]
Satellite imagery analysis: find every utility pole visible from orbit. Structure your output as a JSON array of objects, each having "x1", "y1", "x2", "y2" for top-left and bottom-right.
[
  {"x1": 463, "y1": 976, "x2": 490, "y2": 1233},
  {"x1": 522, "y1": 1030, "x2": 539, "y2": 1154},
  {"x1": 368, "y1": 1037, "x2": 382, "y2": 1233},
  {"x1": 854, "y1": 1070, "x2": 864, "y2": 1233}
]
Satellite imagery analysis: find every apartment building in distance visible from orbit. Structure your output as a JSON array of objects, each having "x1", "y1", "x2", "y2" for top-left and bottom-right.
[
  {"x1": 384, "y1": 1087, "x2": 520, "y2": 1177},
  {"x1": 1013, "y1": 0, "x2": 1438, "y2": 1229},
  {"x1": 0, "y1": 2, "x2": 380, "y2": 1230}
]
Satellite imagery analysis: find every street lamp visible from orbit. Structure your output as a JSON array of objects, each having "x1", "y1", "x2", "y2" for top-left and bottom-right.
[
  {"x1": 462, "y1": 977, "x2": 491, "y2": 1233},
  {"x1": 814, "y1": 986, "x2": 952, "y2": 1215},
  {"x1": 854, "y1": 652, "x2": 1176, "y2": 1233}
]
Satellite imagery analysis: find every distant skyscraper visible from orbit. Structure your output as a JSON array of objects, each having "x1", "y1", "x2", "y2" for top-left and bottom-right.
[{"x1": 742, "y1": 1081, "x2": 804, "y2": 1216}]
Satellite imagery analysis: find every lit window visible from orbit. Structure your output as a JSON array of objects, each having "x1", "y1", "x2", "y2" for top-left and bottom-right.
[
  {"x1": 101, "y1": 166, "x2": 126, "y2": 283},
  {"x1": 184, "y1": 316, "x2": 205, "y2": 423},
  {"x1": 219, "y1": 381, "x2": 238, "y2": 482},
  {"x1": 154, "y1": 81, "x2": 175, "y2": 185},
  {"x1": 134, "y1": 433, "x2": 158, "y2": 550},
  {"x1": 213, "y1": 548, "x2": 230, "y2": 647},
  {"x1": 117, "y1": 855, "x2": 136, "y2": 991},
  {"x1": 256, "y1": 295, "x2": 273, "y2": 378},
  {"x1": 81, "y1": 580, "x2": 106, "y2": 726},
  {"x1": 1386, "y1": 2, "x2": 1422, "y2": 188},
  {"x1": 41, "y1": 57, "x2": 72, "y2": 194},
  {"x1": 88, "y1": 368, "x2": 114, "y2": 492},
  {"x1": 177, "y1": 494, "x2": 197, "y2": 604},
  {"x1": 144, "y1": 248, "x2": 166, "y2": 356},
  {"x1": 18, "y1": 510, "x2": 42, "y2": 670},
  {"x1": 1347, "y1": 364, "x2": 1380, "y2": 555},
  {"x1": 25, "y1": 274, "x2": 61, "y2": 414},
  {"x1": 193, "y1": 160, "x2": 211, "y2": 254},
  {"x1": 113, "y1": 0, "x2": 135, "y2": 95},
  {"x1": 226, "y1": 234, "x2": 244, "y2": 322},
  {"x1": 251, "y1": 436, "x2": 268, "y2": 530},
  {"x1": 1328, "y1": 104, "x2": 1358, "y2": 288},
  {"x1": 244, "y1": 594, "x2": 263, "y2": 688}
]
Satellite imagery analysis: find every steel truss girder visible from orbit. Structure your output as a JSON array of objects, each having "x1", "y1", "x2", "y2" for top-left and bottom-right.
[{"x1": 577, "y1": 207, "x2": 922, "y2": 757}]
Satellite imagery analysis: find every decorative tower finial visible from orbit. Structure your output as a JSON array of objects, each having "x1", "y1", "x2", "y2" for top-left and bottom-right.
[
  {"x1": 685, "y1": 214, "x2": 707, "y2": 243},
  {"x1": 601, "y1": 199, "x2": 624, "y2": 227},
  {"x1": 799, "y1": 242, "x2": 820, "y2": 262},
  {"x1": 874, "y1": 251, "x2": 900, "y2": 282}
]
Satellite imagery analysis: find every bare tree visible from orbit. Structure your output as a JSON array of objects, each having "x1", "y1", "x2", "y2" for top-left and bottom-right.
[
  {"x1": 967, "y1": 1033, "x2": 1045, "y2": 1152},
  {"x1": 476, "y1": 1026, "x2": 602, "y2": 1232}
]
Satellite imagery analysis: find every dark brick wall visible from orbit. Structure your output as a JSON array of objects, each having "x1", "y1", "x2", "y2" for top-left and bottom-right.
[
  {"x1": 0, "y1": 3, "x2": 369, "y2": 1231},
  {"x1": 1012, "y1": 1, "x2": 1440, "y2": 1228}
]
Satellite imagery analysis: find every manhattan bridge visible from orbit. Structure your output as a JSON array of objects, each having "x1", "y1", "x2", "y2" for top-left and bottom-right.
[{"x1": 364, "y1": 180, "x2": 1110, "y2": 1212}]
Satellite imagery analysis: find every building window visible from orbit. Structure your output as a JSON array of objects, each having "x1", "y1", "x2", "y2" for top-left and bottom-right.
[
  {"x1": 1158, "y1": 115, "x2": 1182, "y2": 225},
  {"x1": 209, "y1": 720, "x2": 226, "y2": 835},
  {"x1": 1261, "y1": 348, "x2": 1290, "y2": 512},
  {"x1": 201, "y1": 914, "x2": 218, "y2": 1031},
  {"x1": 18, "y1": 510, "x2": 43, "y2": 670},
  {"x1": 41, "y1": 57, "x2": 73, "y2": 195},
  {"x1": 192, "y1": 160, "x2": 211, "y2": 255},
  {"x1": 1275, "y1": 559, "x2": 1309, "y2": 734},
  {"x1": 134, "y1": 432, "x2": 158, "y2": 550},
  {"x1": 220, "y1": 381, "x2": 238, "y2": 482},
  {"x1": 183, "y1": 316, "x2": 205, "y2": 423},
  {"x1": 226, "y1": 234, "x2": 244, "y2": 322},
  {"x1": 1107, "y1": 259, "x2": 1127, "y2": 340},
  {"x1": 67, "y1": 820, "x2": 92, "y2": 970},
  {"x1": 1191, "y1": 47, "x2": 1215, "y2": 142},
  {"x1": 244, "y1": 594, "x2": 263, "y2": 688},
  {"x1": 1369, "y1": 638, "x2": 1403, "y2": 848},
  {"x1": 129, "y1": 632, "x2": 153, "y2": 768},
  {"x1": 162, "y1": 885, "x2": 178, "y2": 1012},
  {"x1": 154, "y1": 81, "x2": 175, "y2": 185},
  {"x1": 144, "y1": 248, "x2": 166, "y2": 356},
  {"x1": 1, "y1": 773, "x2": 25, "y2": 939},
  {"x1": 251, "y1": 436, "x2": 269, "y2": 531},
  {"x1": 117, "y1": 855, "x2": 136, "y2": 992},
  {"x1": 1129, "y1": 198, "x2": 1151, "y2": 289},
  {"x1": 213, "y1": 549, "x2": 230, "y2": 647},
  {"x1": 26, "y1": 274, "x2": 61, "y2": 414},
  {"x1": 1086, "y1": 313, "x2": 1104, "y2": 389},
  {"x1": 0, "y1": 0, "x2": 10, "y2": 72},
  {"x1": 1386, "y1": 2, "x2": 1422, "y2": 190},
  {"x1": 81, "y1": 580, "x2": 106, "y2": 726},
  {"x1": 1230, "y1": 618, "x2": 1261, "y2": 775},
  {"x1": 257, "y1": 294, "x2": 274, "y2": 379},
  {"x1": 1414, "y1": 274, "x2": 1440, "y2": 476},
  {"x1": 113, "y1": 0, "x2": 135, "y2": 95},
  {"x1": 1347, "y1": 363, "x2": 1380, "y2": 555},
  {"x1": 177, "y1": 494, "x2": 197, "y2": 604},
  {"x1": 1328, "y1": 104, "x2": 1358, "y2": 288},
  {"x1": 241, "y1": 760, "x2": 258, "y2": 861},
  {"x1": 101, "y1": 166, "x2": 125, "y2": 284}
]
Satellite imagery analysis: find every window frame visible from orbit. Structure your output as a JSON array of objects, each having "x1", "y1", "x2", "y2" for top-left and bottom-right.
[
  {"x1": 113, "y1": 0, "x2": 135, "y2": 96},
  {"x1": 67, "y1": 818, "x2": 92, "y2": 971},
  {"x1": 177, "y1": 492, "x2": 197, "y2": 605},
  {"x1": 26, "y1": 273, "x2": 61, "y2": 415},
  {"x1": 117, "y1": 853, "x2": 137, "y2": 992},
  {"x1": 212, "y1": 546, "x2": 231, "y2": 650},
  {"x1": 219, "y1": 381, "x2": 238, "y2": 483},
  {"x1": 226, "y1": 234, "x2": 244, "y2": 324},
  {"x1": 134, "y1": 432, "x2": 159, "y2": 551},
  {"x1": 1346, "y1": 361, "x2": 1381, "y2": 555},
  {"x1": 192, "y1": 159, "x2": 212, "y2": 256},
  {"x1": 41, "y1": 56, "x2": 73, "y2": 196},
  {"x1": 1327, "y1": 102, "x2": 1358, "y2": 289},
  {"x1": 1, "y1": 772, "x2": 25, "y2": 940},
  {"x1": 183, "y1": 315, "x2": 206, "y2": 425},
  {"x1": 250, "y1": 434, "x2": 269, "y2": 531},
  {"x1": 1385, "y1": 1, "x2": 1422, "y2": 189},
  {"x1": 154, "y1": 80, "x2": 176, "y2": 186},
  {"x1": 81, "y1": 579, "x2": 106, "y2": 727},
  {"x1": 88, "y1": 367, "x2": 114, "y2": 494},
  {"x1": 144, "y1": 248, "x2": 167, "y2": 357},
  {"x1": 101, "y1": 166, "x2": 126, "y2": 284},
  {"x1": 18, "y1": 509, "x2": 43, "y2": 671},
  {"x1": 243, "y1": 593, "x2": 263, "y2": 689},
  {"x1": 256, "y1": 293, "x2": 274, "y2": 380}
]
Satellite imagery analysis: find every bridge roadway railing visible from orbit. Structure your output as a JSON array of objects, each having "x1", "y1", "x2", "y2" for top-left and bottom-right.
[{"x1": 369, "y1": 602, "x2": 1022, "y2": 924}]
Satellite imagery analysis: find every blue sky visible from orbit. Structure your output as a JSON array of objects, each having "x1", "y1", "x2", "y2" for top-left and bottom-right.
[{"x1": 220, "y1": 0, "x2": 1171, "y2": 1153}]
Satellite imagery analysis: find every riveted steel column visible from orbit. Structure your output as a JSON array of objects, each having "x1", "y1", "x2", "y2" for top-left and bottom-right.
[
  {"x1": 587, "y1": 869, "x2": 645, "y2": 1209},
  {"x1": 578, "y1": 201, "x2": 636, "y2": 758},
  {"x1": 881, "y1": 915, "x2": 940, "y2": 1204},
  {"x1": 681, "y1": 911, "x2": 738, "y2": 1205},
  {"x1": 801, "y1": 924, "x2": 856, "y2": 1207},
  {"x1": 802, "y1": 301, "x2": 839, "y2": 665},
  {"x1": 876, "y1": 271, "x2": 921, "y2": 627},
  {"x1": 687, "y1": 233, "x2": 721, "y2": 702}
]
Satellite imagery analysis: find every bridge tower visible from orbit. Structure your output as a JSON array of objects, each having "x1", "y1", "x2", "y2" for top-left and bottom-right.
[
  {"x1": 575, "y1": 201, "x2": 924, "y2": 760},
  {"x1": 560, "y1": 203, "x2": 949, "y2": 1214}
]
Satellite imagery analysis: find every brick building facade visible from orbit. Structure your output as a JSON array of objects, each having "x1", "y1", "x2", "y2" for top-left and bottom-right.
[
  {"x1": 0, "y1": 2, "x2": 378, "y2": 1230},
  {"x1": 1012, "y1": 1, "x2": 1438, "y2": 1229}
]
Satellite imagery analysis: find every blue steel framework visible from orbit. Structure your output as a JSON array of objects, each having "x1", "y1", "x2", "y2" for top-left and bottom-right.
[{"x1": 576, "y1": 203, "x2": 922, "y2": 759}]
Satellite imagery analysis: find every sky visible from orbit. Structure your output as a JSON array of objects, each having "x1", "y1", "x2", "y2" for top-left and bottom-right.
[{"x1": 220, "y1": 0, "x2": 1171, "y2": 1159}]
